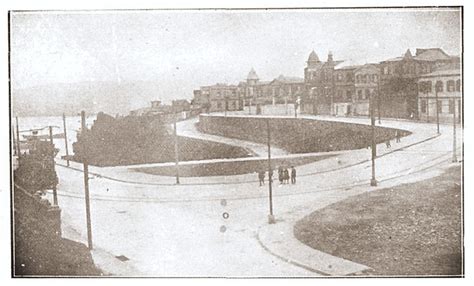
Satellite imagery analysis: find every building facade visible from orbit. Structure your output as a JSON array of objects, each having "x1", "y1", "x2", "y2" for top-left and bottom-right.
[
  {"x1": 417, "y1": 67, "x2": 461, "y2": 123},
  {"x1": 378, "y1": 48, "x2": 459, "y2": 119}
]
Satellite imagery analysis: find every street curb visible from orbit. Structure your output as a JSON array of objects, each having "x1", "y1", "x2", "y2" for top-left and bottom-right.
[{"x1": 256, "y1": 221, "x2": 372, "y2": 276}]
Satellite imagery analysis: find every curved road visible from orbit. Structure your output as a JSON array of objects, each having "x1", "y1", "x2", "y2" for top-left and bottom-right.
[{"x1": 48, "y1": 114, "x2": 462, "y2": 276}]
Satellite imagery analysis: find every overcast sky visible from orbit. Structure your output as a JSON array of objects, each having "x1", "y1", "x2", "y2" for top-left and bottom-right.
[{"x1": 10, "y1": 8, "x2": 461, "y2": 102}]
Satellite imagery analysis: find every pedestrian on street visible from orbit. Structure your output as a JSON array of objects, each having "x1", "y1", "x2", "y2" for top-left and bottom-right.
[
  {"x1": 258, "y1": 170, "x2": 265, "y2": 186},
  {"x1": 291, "y1": 166, "x2": 296, "y2": 184},
  {"x1": 278, "y1": 166, "x2": 283, "y2": 184},
  {"x1": 283, "y1": 168, "x2": 289, "y2": 184},
  {"x1": 395, "y1": 130, "x2": 401, "y2": 143},
  {"x1": 386, "y1": 139, "x2": 391, "y2": 148}
]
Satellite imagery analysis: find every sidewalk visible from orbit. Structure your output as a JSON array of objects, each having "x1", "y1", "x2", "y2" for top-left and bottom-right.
[{"x1": 257, "y1": 219, "x2": 371, "y2": 276}]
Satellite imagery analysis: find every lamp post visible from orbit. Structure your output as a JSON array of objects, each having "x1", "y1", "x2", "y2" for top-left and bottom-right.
[
  {"x1": 435, "y1": 81, "x2": 440, "y2": 134},
  {"x1": 452, "y1": 98, "x2": 457, "y2": 163},
  {"x1": 370, "y1": 92, "x2": 377, "y2": 187},
  {"x1": 80, "y1": 111, "x2": 93, "y2": 250},
  {"x1": 266, "y1": 119, "x2": 275, "y2": 224}
]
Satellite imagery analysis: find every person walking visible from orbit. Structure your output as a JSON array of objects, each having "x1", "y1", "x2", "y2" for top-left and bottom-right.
[
  {"x1": 291, "y1": 166, "x2": 296, "y2": 184},
  {"x1": 258, "y1": 170, "x2": 265, "y2": 186},
  {"x1": 278, "y1": 166, "x2": 283, "y2": 185},
  {"x1": 283, "y1": 168, "x2": 289, "y2": 184},
  {"x1": 395, "y1": 130, "x2": 401, "y2": 143},
  {"x1": 386, "y1": 139, "x2": 391, "y2": 148}
]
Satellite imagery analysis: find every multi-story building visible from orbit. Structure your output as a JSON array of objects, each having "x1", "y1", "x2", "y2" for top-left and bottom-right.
[
  {"x1": 301, "y1": 51, "x2": 342, "y2": 115},
  {"x1": 417, "y1": 64, "x2": 461, "y2": 123},
  {"x1": 193, "y1": 83, "x2": 241, "y2": 113},
  {"x1": 378, "y1": 48, "x2": 459, "y2": 118}
]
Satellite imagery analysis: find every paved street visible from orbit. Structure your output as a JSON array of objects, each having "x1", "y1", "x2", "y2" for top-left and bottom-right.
[{"x1": 44, "y1": 114, "x2": 462, "y2": 276}]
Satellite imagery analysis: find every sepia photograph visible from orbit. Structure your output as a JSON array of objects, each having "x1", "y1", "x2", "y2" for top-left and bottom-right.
[{"x1": 7, "y1": 5, "x2": 464, "y2": 278}]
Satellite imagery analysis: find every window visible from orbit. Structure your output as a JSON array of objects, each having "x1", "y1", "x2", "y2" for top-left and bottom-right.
[
  {"x1": 435, "y1": 81, "x2": 444, "y2": 92},
  {"x1": 456, "y1": 79, "x2": 461, "y2": 92},
  {"x1": 447, "y1": 80, "x2": 456, "y2": 92},
  {"x1": 217, "y1": 102, "x2": 222, "y2": 109},
  {"x1": 356, "y1": 75, "x2": 361, "y2": 83},
  {"x1": 421, "y1": 99, "x2": 427, "y2": 113},
  {"x1": 365, "y1": 89, "x2": 370, "y2": 99},
  {"x1": 357, "y1": 90, "x2": 363, "y2": 100},
  {"x1": 383, "y1": 66, "x2": 389, "y2": 75},
  {"x1": 346, "y1": 90, "x2": 352, "y2": 101},
  {"x1": 419, "y1": 81, "x2": 432, "y2": 93},
  {"x1": 449, "y1": 99, "x2": 455, "y2": 114}
]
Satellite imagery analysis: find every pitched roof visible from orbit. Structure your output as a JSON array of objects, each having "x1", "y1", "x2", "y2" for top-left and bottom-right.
[
  {"x1": 272, "y1": 75, "x2": 304, "y2": 84},
  {"x1": 414, "y1": 48, "x2": 452, "y2": 61},
  {"x1": 247, "y1": 68, "x2": 259, "y2": 80},
  {"x1": 334, "y1": 59, "x2": 363, "y2": 70},
  {"x1": 307, "y1": 50, "x2": 320, "y2": 62}
]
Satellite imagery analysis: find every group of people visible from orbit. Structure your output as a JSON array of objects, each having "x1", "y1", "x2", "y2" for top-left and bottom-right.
[
  {"x1": 385, "y1": 130, "x2": 402, "y2": 148},
  {"x1": 258, "y1": 166, "x2": 296, "y2": 186}
]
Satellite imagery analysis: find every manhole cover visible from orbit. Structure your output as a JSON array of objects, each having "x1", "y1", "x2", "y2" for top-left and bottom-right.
[{"x1": 115, "y1": 255, "x2": 129, "y2": 262}]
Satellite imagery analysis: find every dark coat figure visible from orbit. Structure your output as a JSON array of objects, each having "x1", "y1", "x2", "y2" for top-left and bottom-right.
[
  {"x1": 258, "y1": 170, "x2": 265, "y2": 186},
  {"x1": 291, "y1": 167, "x2": 296, "y2": 184},
  {"x1": 386, "y1": 139, "x2": 391, "y2": 148},
  {"x1": 278, "y1": 166, "x2": 284, "y2": 184},
  {"x1": 283, "y1": 168, "x2": 289, "y2": 184},
  {"x1": 395, "y1": 130, "x2": 401, "y2": 143}
]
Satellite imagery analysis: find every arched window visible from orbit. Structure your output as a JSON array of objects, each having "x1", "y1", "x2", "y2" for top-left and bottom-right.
[
  {"x1": 447, "y1": 80, "x2": 456, "y2": 92},
  {"x1": 456, "y1": 79, "x2": 461, "y2": 92},
  {"x1": 435, "y1": 81, "x2": 444, "y2": 92}
]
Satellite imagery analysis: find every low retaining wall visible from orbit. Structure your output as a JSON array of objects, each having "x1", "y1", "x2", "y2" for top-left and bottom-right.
[{"x1": 197, "y1": 115, "x2": 410, "y2": 154}]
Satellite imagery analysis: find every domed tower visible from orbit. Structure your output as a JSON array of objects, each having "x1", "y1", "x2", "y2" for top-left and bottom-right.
[
  {"x1": 247, "y1": 68, "x2": 259, "y2": 86},
  {"x1": 307, "y1": 50, "x2": 320, "y2": 67}
]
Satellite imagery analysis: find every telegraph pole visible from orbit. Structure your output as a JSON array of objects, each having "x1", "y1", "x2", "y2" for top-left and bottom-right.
[
  {"x1": 62, "y1": 113, "x2": 70, "y2": 167},
  {"x1": 81, "y1": 111, "x2": 93, "y2": 250},
  {"x1": 370, "y1": 93, "x2": 377, "y2": 186},
  {"x1": 12, "y1": 124, "x2": 17, "y2": 156},
  {"x1": 452, "y1": 101, "x2": 457, "y2": 163},
  {"x1": 266, "y1": 119, "x2": 275, "y2": 224},
  {"x1": 435, "y1": 85, "x2": 440, "y2": 134},
  {"x1": 173, "y1": 114, "x2": 180, "y2": 185},
  {"x1": 15, "y1": 116, "x2": 21, "y2": 157},
  {"x1": 377, "y1": 82, "x2": 381, "y2": 124},
  {"x1": 49, "y1": 126, "x2": 58, "y2": 206}
]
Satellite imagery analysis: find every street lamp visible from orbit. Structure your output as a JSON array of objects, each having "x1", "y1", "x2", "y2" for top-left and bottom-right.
[
  {"x1": 266, "y1": 119, "x2": 275, "y2": 224},
  {"x1": 370, "y1": 92, "x2": 377, "y2": 187},
  {"x1": 435, "y1": 81, "x2": 441, "y2": 134}
]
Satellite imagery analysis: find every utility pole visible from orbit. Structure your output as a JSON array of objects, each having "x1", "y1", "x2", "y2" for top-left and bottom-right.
[
  {"x1": 435, "y1": 84, "x2": 440, "y2": 134},
  {"x1": 12, "y1": 124, "x2": 17, "y2": 156},
  {"x1": 81, "y1": 111, "x2": 93, "y2": 250},
  {"x1": 173, "y1": 114, "x2": 180, "y2": 185},
  {"x1": 370, "y1": 93, "x2": 377, "y2": 187},
  {"x1": 377, "y1": 82, "x2": 381, "y2": 124},
  {"x1": 452, "y1": 100, "x2": 457, "y2": 163},
  {"x1": 15, "y1": 116, "x2": 21, "y2": 157},
  {"x1": 266, "y1": 119, "x2": 275, "y2": 224},
  {"x1": 49, "y1": 126, "x2": 58, "y2": 206},
  {"x1": 224, "y1": 96, "x2": 228, "y2": 117},
  {"x1": 62, "y1": 113, "x2": 70, "y2": 167}
]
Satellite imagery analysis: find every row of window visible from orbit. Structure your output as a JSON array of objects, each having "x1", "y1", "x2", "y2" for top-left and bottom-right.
[
  {"x1": 355, "y1": 74, "x2": 378, "y2": 84},
  {"x1": 420, "y1": 99, "x2": 460, "y2": 114},
  {"x1": 381, "y1": 63, "x2": 431, "y2": 75},
  {"x1": 216, "y1": 100, "x2": 239, "y2": 109},
  {"x1": 419, "y1": 79, "x2": 461, "y2": 93}
]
